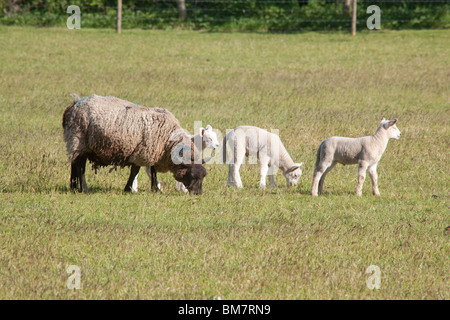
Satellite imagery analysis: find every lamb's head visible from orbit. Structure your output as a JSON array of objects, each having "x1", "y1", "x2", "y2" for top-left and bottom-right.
[
  {"x1": 173, "y1": 163, "x2": 207, "y2": 195},
  {"x1": 200, "y1": 125, "x2": 220, "y2": 150},
  {"x1": 283, "y1": 163, "x2": 303, "y2": 187},
  {"x1": 380, "y1": 118, "x2": 401, "y2": 140}
]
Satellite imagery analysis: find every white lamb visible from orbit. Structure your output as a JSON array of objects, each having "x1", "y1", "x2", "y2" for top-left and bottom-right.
[
  {"x1": 311, "y1": 118, "x2": 401, "y2": 197},
  {"x1": 223, "y1": 126, "x2": 303, "y2": 188}
]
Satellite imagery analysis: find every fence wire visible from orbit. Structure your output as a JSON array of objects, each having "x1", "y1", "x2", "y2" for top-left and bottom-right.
[{"x1": 1, "y1": 0, "x2": 448, "y2": 31}]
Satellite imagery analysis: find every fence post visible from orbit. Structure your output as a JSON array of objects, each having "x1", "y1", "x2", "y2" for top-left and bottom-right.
[
  {"x1": 117, "y1": 0, "x2": 122, "y2": 34},
  {"x1": 351, "y1": 0, "x2": 357, "y2": 36}
]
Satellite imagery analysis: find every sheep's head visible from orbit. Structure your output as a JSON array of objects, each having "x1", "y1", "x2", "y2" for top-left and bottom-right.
[
  {"x1": 200, "y1": 125, "x2": 220, "y2": 150},
  {"x1": 283, "y1": 163, "x2": 303, "y2": 187},
  {"x1": 173, "y1": 163, "x2": 207, "y2": 195},
  {"x1": 380, "y1": 118, "x2": 401, "y2": 140}
]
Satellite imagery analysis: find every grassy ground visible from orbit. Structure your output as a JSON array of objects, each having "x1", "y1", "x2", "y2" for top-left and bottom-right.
[{"x1": 0, "y1": 26, "x2": 448, "y2": 299}]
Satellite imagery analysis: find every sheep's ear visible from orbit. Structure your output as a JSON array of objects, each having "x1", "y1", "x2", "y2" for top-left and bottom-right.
[
  {"x1": 205, "y1": 124, "x2": 212, "y2": 131},
  {"x1": 200, "y1": 127, "x2": 205, "y2": 136},
  {"x1": 174, "y1": 166, "x2": 188, "y2": 180},
  {"x1": 381, "y1": 117, "x2": 386, "y2": 122}
]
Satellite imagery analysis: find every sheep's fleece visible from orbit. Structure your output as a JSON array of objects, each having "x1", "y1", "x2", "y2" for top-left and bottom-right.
[{"x1": 63, "y1": 94, "x2": 206, "y2": 194}]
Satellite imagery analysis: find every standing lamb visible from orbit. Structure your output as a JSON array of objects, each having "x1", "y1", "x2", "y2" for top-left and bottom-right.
[
  {"x1": 142, "y1": 124, "x2": 220, "y2": 193},
  {"x1": 223, "y1": 126, "x2": 303, "y2": 189},
  {"x1": 311, "y1": 118, "x2": 401, "y2": 197},
  {"x1": 62, "y1": 94, "x2": 207, "y2": 195}
]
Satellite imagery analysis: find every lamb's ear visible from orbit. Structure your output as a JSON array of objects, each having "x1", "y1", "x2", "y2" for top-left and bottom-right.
[
  {"x1": 205, "y1": 124, "x2": 212, "y2": 131},
  {"x1": 202, "y1": 157, "x2": 212, "y2": 164},
  {"x1": 388, "y1": 118, "x2": 398, "y2": 127},
  {"x1": 285, "y1": 165, "x2": 300, "y2": 174},
  {"x1": 381, "y1": 117, "x2": 386, "y2": 122},
  {"x1": 200, "y1": 127, "x2": 205, "y2": 136}
]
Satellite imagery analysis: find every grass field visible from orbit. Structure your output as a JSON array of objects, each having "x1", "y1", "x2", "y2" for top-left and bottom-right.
[{"x1": 0, "y1": 26, "x2": 448, "y2": 299}]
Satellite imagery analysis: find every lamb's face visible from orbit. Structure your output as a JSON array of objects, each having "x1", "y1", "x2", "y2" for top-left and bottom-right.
[
  {"x1": 174, "y1": 164, "x2": 207, "y2": 195},
  {"x1": 201, "y1": 125, "x2": 220, "y2": 150},
  {"x1": 381, "y1": 118, "x2": 401, "y2": 140},
  {"x1": 283, "y1": 164, "x2": 303, "y2": 187}
]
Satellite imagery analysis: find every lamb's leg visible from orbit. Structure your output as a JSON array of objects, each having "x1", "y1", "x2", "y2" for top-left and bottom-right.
[
  {"x1": 311, "y1": 161, "x2": 333, "y2": 196},
  {"x1": 356, "y1": 161, "x2": 368, "y2": 196},
  {"x1": 124, "y1": 165, "x2": 140, "y2": 193},
  {"x1": 268, "y1": 169, "x2": 277, "y2": 188},
  {"x1": 318, "y1": 162, "x2": 336, "y2": 195},
  {"x1": 228, "y1": 154, "x2": 244, "y2": 188},
  {"x1": 259, "y1": 161, "x2": 269, "y2": 189},
  {"x1": 368, "y1": 163, "x2": 380, "y2": 196}
]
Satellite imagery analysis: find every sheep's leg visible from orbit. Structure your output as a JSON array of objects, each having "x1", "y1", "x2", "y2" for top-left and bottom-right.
[
  {"x1": 145, "y1": 166, "x2": 161, "y2": 192},
  {"x1": 318, "y1": 162, "x2": 336, "y2": 195},
  {"x1": 70, "y1": 155, "x2": 87, "y2": 193},
  {"x1": 79, "y1": 156, "x2": 88, "y2": 193},
  {"x1": 368, "y1": 164, "x2": 380, "y2": 196},
  {"x1": 131, "y1": 173, "x2": 139, "y2": 193},
  {"x1": 124, "y1": 165, "x2": 140, "y2": 193},
  {"x1": 356, "y1": 161, "x2": 368, "y2": 196},
  {"x1": 70, "y1": 162, "x2": 79, "y2": 191}
]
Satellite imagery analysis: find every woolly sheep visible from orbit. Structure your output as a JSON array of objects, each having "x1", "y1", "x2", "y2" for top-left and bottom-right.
[
  {"x1": 62, "y1": 94, "x2": 207, "y2": 195},
  {"x1": 311, "y1": 118, "x2": 401, "y2": 196},
  {"x1": 223, "y1": 126, "x2": 303, "y2": 188},
  {"x1": 142, "y1": 125, "x2": 219, "y2": 193}
]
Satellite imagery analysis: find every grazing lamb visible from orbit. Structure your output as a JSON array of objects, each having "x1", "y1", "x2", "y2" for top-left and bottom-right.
[
  {"x1": 62, "y1": 94, "x2": 207, "y2": 195},
  {"x1": 223, "y1": 126, "x2": 303, "y2": 188},
  {"x1": 142, "y1": 125, "x2": 220, "y2": 193},
  {"x1": 311, "y1": 118, "x2": 401, "y2": 197}
]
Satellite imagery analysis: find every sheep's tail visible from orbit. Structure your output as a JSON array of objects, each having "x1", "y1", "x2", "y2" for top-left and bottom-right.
[
  {"x1": 71, "y1": 93, "x2": 81, "y2": 102},
  {"x1": 63, "y1": 94, "x2": 82, "y2": 129}
]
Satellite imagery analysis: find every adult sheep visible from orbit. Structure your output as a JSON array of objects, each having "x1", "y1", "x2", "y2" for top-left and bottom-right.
[
  {"x1": 144, "y1": 124, "x2": 220, "y2": 193},
  {"x1": 311, "y1": 118, "x2": 401, "y2": 196},
  {"x1": 62, "y1": 94, "x2": 207, "y2": 195}
]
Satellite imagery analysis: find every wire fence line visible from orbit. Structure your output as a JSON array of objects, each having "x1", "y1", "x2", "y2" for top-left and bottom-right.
[{"x1": 1, "y1": 0, "x2": 448, "y2": 31}]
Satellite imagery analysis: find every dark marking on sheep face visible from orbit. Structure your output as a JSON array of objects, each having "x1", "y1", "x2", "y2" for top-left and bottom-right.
[{"x1": 173, "y1": 164, "x2": 207, "y2": 195}]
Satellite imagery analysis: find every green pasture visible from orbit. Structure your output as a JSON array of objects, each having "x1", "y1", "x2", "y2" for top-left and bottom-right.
[{"x1": 0, "y1": 26, "x2": 448, "y2": 299}]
